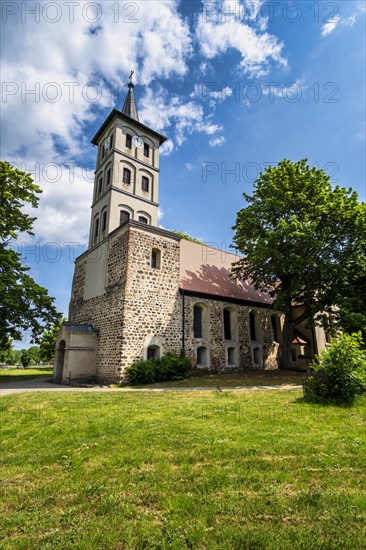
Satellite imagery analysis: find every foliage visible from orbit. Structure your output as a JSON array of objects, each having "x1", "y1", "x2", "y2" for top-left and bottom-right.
[
  {"x1": 126, "y1": 351, "x2": 192, "y2": 385},
  {"x1": 305, "y1": 333, "x2": 366, "y2": 403},
  {"x1": 172, "y1": 229, "x2": 203, "y2": 244},
  {"x1": 232, "y1": 159, "x2": 365, "y2": 368},
  {"x1": 39, "y1": 315, "x2": 64, "y2": 362},
  {"x1": 20, "y1": 346, "x2": 41, "y2": 368},
  {"x1": 0, "y1": 161, "x2": 60, "y2": 347}
]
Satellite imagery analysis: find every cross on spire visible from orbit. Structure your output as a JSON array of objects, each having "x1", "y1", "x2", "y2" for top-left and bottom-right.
[{"x1": 121, "y1": 70, "x2": 139, "y2": 121}]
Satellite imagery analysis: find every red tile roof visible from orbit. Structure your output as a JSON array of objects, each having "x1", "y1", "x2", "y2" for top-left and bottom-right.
[{"x1": 179, "y1": 240, "x2": 273, "y2": 305}]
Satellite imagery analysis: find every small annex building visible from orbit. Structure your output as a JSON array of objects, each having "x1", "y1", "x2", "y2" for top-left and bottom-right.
[{"x1": 53, "y1": 77, "x2": 327, "y2": 384}]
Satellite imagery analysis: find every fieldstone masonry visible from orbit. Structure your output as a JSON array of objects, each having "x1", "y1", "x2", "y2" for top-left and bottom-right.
[{"x1": 63, "y1": 221, "x2": 282, "y2": 383}]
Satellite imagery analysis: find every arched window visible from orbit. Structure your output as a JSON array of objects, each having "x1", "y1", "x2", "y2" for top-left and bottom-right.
[
  {"x1": 120, "y1": 210, "x2": 130, "y2": 225},
  {"x1": 271, "y1": 315, "x2": 280, "y2": 342},
  {"x1": 223, "y1": 307, "x2": 233, "y2": 340},
  {"x1": 227, "y1": 347, "x2": 236, "y2": 366},
  {"x1": 139, "y1": 216, "x2": 148, "y2": 224},
  {"x1": 106, "y1": 168, "x2": 111, "y2": 186},
  {"x1": 147, "y1": 345, "x2": 160, "y2": 360},
  {"x1": 196, "y1": 346, "x2": 208, "y2": 367},
  {"x1": 253, "y1": 347, "x2": 262, "y2": 366},
  {"x1": 109, "y1": 133, "x2": 113, "y2": 149},
  {"x1": 94, "y1": 216, "x2": 100, "y2": 243},
  {"x1": 123, "y1": 168, "x2": 131, "y2": 184},
  {"x1": 249, "y1": 312, "x2": 256, "y2": 341},
  {"x1": 194, "y1": 304, "x2": 208, "y2": 339},
  {"x1": 98, "y1": 176, "x2": 103, "y2": 196},
  {"x1": 142, "y1": 176, "x2": 149, "y2": 193},
  {"x1": 151, "y1": 248, "x2": 161, "y2": 269},
  {"x1": 101, "y1": 210, "x2": 107, "y2": 234}
]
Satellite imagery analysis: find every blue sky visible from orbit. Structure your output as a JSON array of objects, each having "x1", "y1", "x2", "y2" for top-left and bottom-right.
[{"x1": 1, "y1": 0, "x2": 365, "y2": 347}]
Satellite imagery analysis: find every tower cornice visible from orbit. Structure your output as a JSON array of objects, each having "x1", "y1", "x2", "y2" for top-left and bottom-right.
[{"x1": 91, "y1": 109, "x2": 167, "y2": 146}]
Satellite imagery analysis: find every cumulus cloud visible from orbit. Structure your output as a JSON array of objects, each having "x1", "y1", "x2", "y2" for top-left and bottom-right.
[
  {"x1": 139, "y1": 87, "x2": 222, "y2": 147},
  {"x1": 209, "y1": 136, "x2": 226, "y2": 147},
  {"x1": 196, "y1": 0, "x2": 287, "y2": 77},
  {"x1": 1, "y1": 1, "x2": 193, "y2": 243},
  {"x1": 1, "y1": 0, "x2": 287, "y2": 244}
]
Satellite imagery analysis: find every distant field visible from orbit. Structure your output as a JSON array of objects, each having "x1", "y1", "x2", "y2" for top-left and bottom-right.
[
  {"x1": 1, "y1": 390, "x2": 365, "y2": 549},
  {"x1": 0, "y1": 367, "x2": 53, "y2": 384}
]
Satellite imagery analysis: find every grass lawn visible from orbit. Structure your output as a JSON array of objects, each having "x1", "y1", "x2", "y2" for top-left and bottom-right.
[
  {"x1": 133, "y1": 369, "x2": 304, "y2": 389},
  {"x1": 1, "y1": 390, "x2": 365, "y2": 549},
  {"x1": 0, "y1": 367, "x2": 53, "y2": 384}
]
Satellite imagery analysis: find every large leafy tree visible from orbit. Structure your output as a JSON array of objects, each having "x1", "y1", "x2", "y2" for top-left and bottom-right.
[
  {"x1": 0, "y1": 161, "x2": 60, "y2": 348},
  {"x1": 39, "y1": 315, "x2": 65, "y2": 362},
  {"x1": 232, "y1": 159, "x2": 365, "y2": 369}
]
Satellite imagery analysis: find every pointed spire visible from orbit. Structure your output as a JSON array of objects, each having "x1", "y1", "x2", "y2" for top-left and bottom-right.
[{"x1": 121, "y1": 70, "x2": 139, "y2": 121}]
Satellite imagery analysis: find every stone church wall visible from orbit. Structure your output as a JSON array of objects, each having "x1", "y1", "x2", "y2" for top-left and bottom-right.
[
  {"x1": 69, "y1": 226, "x2": 130, "y2": 382},
  {"x1": 182, "y1": 295, "x2": 281, "y2": 372},
  {"x1": 119, "y1": 227, "x2": 182, "y2": 372},
  {"x1": 68, "y1": 224, "x2": 282, "y2": 382}
]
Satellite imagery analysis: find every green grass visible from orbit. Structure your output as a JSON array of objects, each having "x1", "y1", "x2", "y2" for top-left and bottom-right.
[
  {"x1": 1, "y1": 390, "x2": 365, "y2": 549},
  {"x1": 131, "y1": 369, "x2": 304, "y2": 389},
  {"x1": 0, "y1": 367, "x2": 53, "y2": 384}
]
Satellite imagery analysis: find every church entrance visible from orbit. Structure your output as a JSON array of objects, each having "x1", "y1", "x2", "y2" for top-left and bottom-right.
[{"x1": 54, "y1": 340, "x2": 66, "y2": 381}]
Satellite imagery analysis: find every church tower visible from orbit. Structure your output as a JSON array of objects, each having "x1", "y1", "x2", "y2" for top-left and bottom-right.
[{"x1": 88, "y1": 73, "x2": 167, "y2": 248}]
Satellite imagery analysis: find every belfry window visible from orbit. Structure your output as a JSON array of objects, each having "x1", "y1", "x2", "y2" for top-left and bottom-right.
[
  {"x1": 123, "y1": 168, "x2": 131, "y2": 184},
  {"x1": 120, "y1": 210, "x2": 130, "y2": 225},
  {"x1": 94, "y1": 217, "x2": 99, "y2": 242},
  {"x1": 102, "y1": 210, "x2": 107, "y2": 233},
  {"x1": 144, "y1": 143, "x2": 150, "y2": 157},
  {"x1": 139, "y1": 216, "x2": 148, "y2": 224},
  {"x1": 106, "y1": 168, "x2": 111, "y2": 186},
  {"x1": 142, "y1": 176, "x2": 149, "y2": 192},
  {"x1": 126, "y1": 134, "x2": 132, "y2": 148},
  {"x1": 98, "y1": 177, "x2": 103, "y2": 196}
]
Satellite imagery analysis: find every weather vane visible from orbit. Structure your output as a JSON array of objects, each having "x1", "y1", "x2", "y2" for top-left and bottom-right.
[{"x1": 129, "y1": 70, "x2": 134, "y2": 84}]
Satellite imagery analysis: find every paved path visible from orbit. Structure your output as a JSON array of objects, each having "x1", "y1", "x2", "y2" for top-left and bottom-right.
[{"x1": 0, "y1": 377, "x2": 302, "y2": 396}]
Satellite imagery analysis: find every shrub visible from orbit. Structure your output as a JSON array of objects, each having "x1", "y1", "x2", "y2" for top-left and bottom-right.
[
  {"x1": 305, "y1": 332, "x2": 366, "y2": 403},
  {"x1": 125, "y1": 352, "x2": 192, "y2": 385}
]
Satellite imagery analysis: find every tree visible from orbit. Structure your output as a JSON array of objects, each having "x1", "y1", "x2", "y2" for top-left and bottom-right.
[
  {"x1": 232, "y1": 159, "x2": 365, "y2": 369},
  {"x1": 39, "y1": 315, "x2": 64, "y2": 362},
  {"x1": 20, "y1": 346, "x2": 41, "y2": 368},
  {"x1": 0, "y1": 161, "x2": 60, "y2": 347}
]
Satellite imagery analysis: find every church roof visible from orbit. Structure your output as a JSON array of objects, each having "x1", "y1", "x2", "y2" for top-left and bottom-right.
[
  {"x1": 122, "y1": 82, "x2": 139, "y2": 121},
  {"x1": 179, "y1": 239, "x2": 273, "y2": 306}
]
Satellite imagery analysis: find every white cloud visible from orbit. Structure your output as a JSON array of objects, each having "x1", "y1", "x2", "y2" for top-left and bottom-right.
[
  {"x1": 196, "y1": 0, "x2": 287, "y2": 77},
  {"x1": 139, "y1": 87, "x2": 222, "y2": 147},
  {"x1": 209, "y1": 136, "x2": 226, "y2": 147},
  {"x1": 185, "y1": 163, "x2": 195, "y2": 171},
  {"x1": 321, "y1": 3, "x2": 364, "y2": 38},
  {"x1": 1, "y1": 1, "x2": 193, "y2": 243},
  {"x1": 321, "y1": 16, "x2": 340, "y2": 37}
]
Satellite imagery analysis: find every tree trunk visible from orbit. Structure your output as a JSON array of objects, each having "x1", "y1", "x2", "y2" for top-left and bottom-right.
[{"x1": 280, "y1": 314, "x2": 295, "y2": 369}]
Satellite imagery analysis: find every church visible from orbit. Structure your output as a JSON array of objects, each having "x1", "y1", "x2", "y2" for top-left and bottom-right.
[{"x1": 53, "y1": 77, "x2": 327, "y2": 384}]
